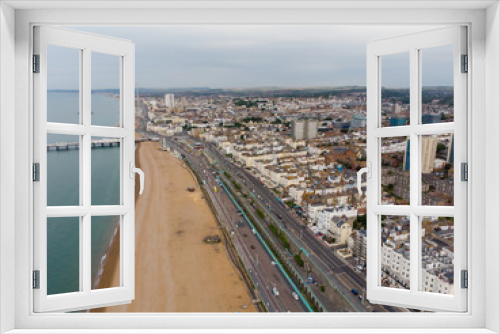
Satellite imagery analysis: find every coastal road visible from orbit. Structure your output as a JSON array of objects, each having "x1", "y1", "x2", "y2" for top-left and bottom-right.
[
  {"x1": 203, "y1": 142, "x2": 404, "y2": 313},
  {"x1": 165, "y1": 138, "x2": 308, "y2": 312}
]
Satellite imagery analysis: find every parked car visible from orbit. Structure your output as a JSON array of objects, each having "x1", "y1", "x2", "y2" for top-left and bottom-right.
[
  {"x1": 292, "y1": 292, "x2": 299, "y2": 301},
  {"x1": 351, "y1": 289, "x2": 358, "y2": 296}
]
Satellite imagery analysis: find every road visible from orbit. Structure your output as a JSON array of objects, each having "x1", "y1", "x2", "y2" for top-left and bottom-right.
[
  {"x1": 140, "y1": 130, "x2": 403, "y2": 313},
  {"x1": 165, "y1": 138, "x2": 308, "y2": 312},
  {"x1": 203, "y1": 141, "x2": 404, "y2": 313}
]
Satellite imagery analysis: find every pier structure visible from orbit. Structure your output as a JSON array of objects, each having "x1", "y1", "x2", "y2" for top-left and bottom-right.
[{"x1": 47, "y1": 137, "x2": 158, "y2": 151}]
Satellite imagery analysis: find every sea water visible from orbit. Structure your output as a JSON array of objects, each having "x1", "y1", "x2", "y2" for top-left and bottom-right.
[{"x1": 47, "y1": 92, "x2": 122, "y2": 295}]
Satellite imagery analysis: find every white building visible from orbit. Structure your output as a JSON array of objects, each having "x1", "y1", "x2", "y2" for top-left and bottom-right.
[
  {"x1": 291, "y1": 119, "x2": 318, "y2": 140},
  {"x1": 164, "y1": 94, "x2": 175, "y2": 108},
  {"x1": 308, "y1": 203, "x2": 326, "y2": 222},
  {"x1": 316, "y1": 205, "x2": 357, "y2": 232}
]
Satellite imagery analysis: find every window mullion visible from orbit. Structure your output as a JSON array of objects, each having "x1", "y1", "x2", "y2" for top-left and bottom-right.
[
  {"x1": 82, "y1": 48, "x2": 92, "y2": 294},
  {"x1": 409, "y1": 47, "x2": 420, "y2": 294}
]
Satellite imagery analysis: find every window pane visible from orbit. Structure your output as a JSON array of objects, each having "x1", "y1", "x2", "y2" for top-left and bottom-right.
[
  {"x1": 91, "y1": 137, "x2": 121, "y2": 206},
  {"x1": 421, "y1": 134, "x2": 454, "y2": 206},
  {"x1": 47, "y1": 217, "x2": 80, "y2": 295},
  {"x1": 381, "y1": 215, "x2": 410, "y2": 290},
  {"x1": 47, "y1": 134, "x2": 80, "y2": 206},
  {"x1": 421, "y1": 216, "x2": 454, "y2": 295},
  {"x1": 92, "y1": 216, "x2": 121, "y2": 290},
  {"x1": 381, "y1": 137, "x2": 410, "y2": 205},
  {"x1": 47, "y1": 45, "x2": 80, "y2": 124},
  {"x1": 421, "y1": 45, "x2": 454, "y2": 124},
  {"x1": 380, "y1": 52, "x2": 410, "y2": 127},
  {"x1": 91, "y1": 52, "x2": 121, "y2": 127}
]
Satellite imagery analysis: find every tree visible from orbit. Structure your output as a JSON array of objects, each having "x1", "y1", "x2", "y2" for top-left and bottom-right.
[{"x1": 437, "y1": 143, "x2": 447, "y2": 153}]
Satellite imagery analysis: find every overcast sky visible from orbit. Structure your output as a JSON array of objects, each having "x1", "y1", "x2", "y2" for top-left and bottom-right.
[{"x1": 47, "y1": 25, "x2": 453, "y2": 90}]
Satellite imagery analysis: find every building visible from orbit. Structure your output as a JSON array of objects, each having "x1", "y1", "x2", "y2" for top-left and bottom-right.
[
  {"x1": 164, "y1": 94, "x2": 175, "y2": 108},
  {"x1": 392, "y1": 102, "x2": 403, "y2": 114},
  {"x1": 329, "y1": 217, "x2": 353, "y2": 245},
  {"x1": 422, "y1": 113, "x2": 442, "y2": 124},
  {"x1": 421, "y1": 135, "x2": 438, "y2": 173},
  {"x1": 306, "y1": 119, "x2": 319, "y2": 139},
  {"x1": 316, "y1": 206, "x2": 357, "y2": 232},
  {"x1": 381, "y1": 241, "x2": 411, "y2": 289},
  {"x1": 403, "y1": 136, "x2": 437, "y2": 173},
  {"x1": 403, "y1": 138, "x2": 411, "y2": 171},
  {"x1": 291, "y1": 119, "x2": 305, "y2": 140},
  {"x1": 447, "y1": 134, "x2": 454, "y2": 163},
  {"x1": 349, "y1": 229, "x2": 367, "y2": 265},
  {"x1": 291, "y1": 118, "x2": 318, "y2": 140},
  {"x1": 308, "y1": 203, "x2": 326, "y2": 223},
  {"x1": 390, "y1": 116, "x2": 408, "y2": 127},
  {"x1": 351, "y1": 114, "x2": 367, "y2": 128}
]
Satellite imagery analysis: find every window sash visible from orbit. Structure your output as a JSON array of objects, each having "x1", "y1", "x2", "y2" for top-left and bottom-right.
[
  {"x1": 366, "y1": 26, "x2": 467, "y2": 312},
  {"x1": 33, "y1": 26, "x2": 136, "y2": 313}
]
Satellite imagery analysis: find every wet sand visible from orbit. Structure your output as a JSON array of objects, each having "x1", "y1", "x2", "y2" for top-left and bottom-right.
[{"x1": 93, "y1": 142, "x2": 256, "y2": 312}]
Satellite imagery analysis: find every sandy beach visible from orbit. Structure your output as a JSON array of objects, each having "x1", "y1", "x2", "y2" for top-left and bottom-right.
[{"x1": 92, "y1": 142, "x2": 255, "y2": 312}]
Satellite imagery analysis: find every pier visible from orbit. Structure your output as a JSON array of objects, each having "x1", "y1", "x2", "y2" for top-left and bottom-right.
[{"x1": 47, "y1": 138, "x2": 158, "y2": 151}]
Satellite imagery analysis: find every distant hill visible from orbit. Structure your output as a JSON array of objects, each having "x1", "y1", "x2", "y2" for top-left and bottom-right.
[{"x1": 48, "y1": 85, "x2": 452, "y2": 98}]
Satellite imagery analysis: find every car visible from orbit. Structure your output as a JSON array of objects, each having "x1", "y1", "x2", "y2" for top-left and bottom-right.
[
  {"x1": 351, "y1": 289, "x2": 359, "y2": 296},
  {"x1": 271, "y1": 261, "x2": 276, "y2": 266},
  {"x1": 292, "y1": 292, "x2": 299, "y2": 301},
  {"x1": 250, "y1": 245, "x2": 255, "y2": 250},
  {"x1": 272, "y1": 287, "x2": 279, "y2": 296}
]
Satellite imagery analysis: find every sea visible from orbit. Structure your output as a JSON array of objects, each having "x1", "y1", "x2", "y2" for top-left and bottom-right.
[{"x1": 47, "y1": 92, "x2": 122, "y2": 295}]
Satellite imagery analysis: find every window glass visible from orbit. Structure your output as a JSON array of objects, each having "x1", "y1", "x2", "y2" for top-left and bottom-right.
[
  {"x1": 381, "y1": 137, "x2": 410, "y2": 205},
  {"x1": 47, "y1": 134, "x2": 80, "y2": 206},
  {"x1": 421, "y1": 216, "x2": 454, "y2": 295},
  {"x1": 92, "y1": 216, "x2": 121, "y2": 290},
  {"x1": 91, "y1": 137, "x2": 121, "y2": 206},
  {"x1": 47, "y1": 217, "x2": 80, "y2": 295},
  {"x1": 421, "y1": 45, "x2": 454, "y2": 124},
  {"x1": 421, "y1": 134, "x2": 454, "y2": 206},
  {"x1": 47, "y1": 45, "x2": 80, "y2": 124},
  {"x1": 380, "y1": 52, "x2": 410, "y2": 127},
  {"x1": 91, "y1": 52, "x2": 121, "y2": 127},
  {"x1": 381, "y1": 215, "x2": 410, "y2": 290}
]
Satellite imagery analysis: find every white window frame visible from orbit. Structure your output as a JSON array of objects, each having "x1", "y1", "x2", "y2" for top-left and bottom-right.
[
  {"x1": 0, "y1": 2, "x2": 498, "y2": 333},
  {"x1": 33, "y1": 26, "x2": 136, "y2": 313},
  {"x1": 365, "y1": 26, "x2": 467, "y2": 312}
]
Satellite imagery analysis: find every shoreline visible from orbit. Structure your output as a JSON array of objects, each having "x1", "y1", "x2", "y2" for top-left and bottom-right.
[
  {"x1": 92, "y1": 142, "x2": 256, "y2": 312},
  {"x1": 89, "y1": 144, "x2": 143, "y2": 306}
]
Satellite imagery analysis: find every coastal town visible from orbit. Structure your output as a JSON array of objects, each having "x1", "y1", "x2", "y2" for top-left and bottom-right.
[{"x1": 129, "y1": 87, "x2": 455, "y2": 312}]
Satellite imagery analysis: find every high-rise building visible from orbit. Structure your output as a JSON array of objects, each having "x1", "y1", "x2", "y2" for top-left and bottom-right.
[
  {"x1": 403, "y1": 136, "x2": 437, "y2": 173},
  {"x1": 291, "y1": 119, "x2": 305, "y2": 140},
  {"x1": 421, "y1": 136, "x2": 438, "y2": 173},
  {"x1": 291, "y1": 119, "x2": 318, "y2": 140},
  {"x1": 165, "y1": 94, "x2": 175, "y2": 108},
  {"x1": 447, "y1": 134, "x2": 454, "y2": 163},
  {"x1": 403, "y1": 138, "x2": 411, "y2": 171},
  {"x1": 306, "y1": 119, "x2": 318, "y2": 139}
]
